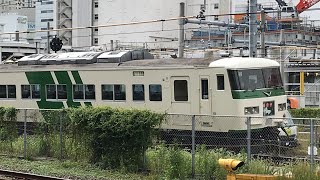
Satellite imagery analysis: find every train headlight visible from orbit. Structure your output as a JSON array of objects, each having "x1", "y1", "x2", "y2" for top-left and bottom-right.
[
  {"x1": 244, "y1": 106, "x2": 259, "y2": 115},
  {"x1": 278, "y1": 103, "x2": 286, "y2": 111}
]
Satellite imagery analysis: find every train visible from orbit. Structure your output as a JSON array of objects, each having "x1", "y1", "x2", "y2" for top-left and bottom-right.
[{"x1": 0, "y1": 50, "x2": 296, "y2": 152}]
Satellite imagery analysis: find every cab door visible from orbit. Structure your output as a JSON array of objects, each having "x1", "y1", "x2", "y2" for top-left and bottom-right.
[{"x1": 199, "y1": 76, "x2": 212, "y2": 115}]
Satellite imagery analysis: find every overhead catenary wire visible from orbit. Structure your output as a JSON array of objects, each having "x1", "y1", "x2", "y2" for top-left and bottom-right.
[{"x1": 1, "y1": 8, "x2": 320, "y2": 36}]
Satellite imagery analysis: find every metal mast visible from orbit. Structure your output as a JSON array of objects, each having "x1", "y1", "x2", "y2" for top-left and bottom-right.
[{"x1": 249, "y1": 0, "x2": 257, "y2": 57}]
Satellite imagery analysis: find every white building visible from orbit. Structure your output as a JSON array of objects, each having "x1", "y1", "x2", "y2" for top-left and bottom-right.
[
  {"x1": 98, "y1": 0, "x2": 231, "y2": 50},
  {"x1": 35, "y1": 0, "x2": 56, "y2": 43},
  {"x1": 0, "y1": 13, "x2": 28, "y2": 41}
]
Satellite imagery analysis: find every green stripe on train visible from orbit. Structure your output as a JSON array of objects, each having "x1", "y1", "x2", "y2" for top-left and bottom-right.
[
  {"x1": 26, "y1": 71, "x2": 92, "y2": 109},
  {"x1": 26, "y1": 71, "x2": 64, "y2": 109},
  {"x1": 231, "y1": 88, "x2": 285, "y2": 99},
  {"x1": 54, "y1": 71, "x2": 81, "y2": 108}
]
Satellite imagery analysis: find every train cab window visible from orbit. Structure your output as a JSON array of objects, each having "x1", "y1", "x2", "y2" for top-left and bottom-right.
[
  {"x1": 133, "y1": 84, "x2": 145, "y2": 101},
  {"x1": 0, "y1": 85, "x2": 16, "y2": 99},
  {"x1": 174, "y1": 80, "x2": 188, "y2": 101},
  {"x1": 149, "y1": 84, "x2": 162, "y2": 101},
  {"x1": 46, "y1": 85, "x2": 57, "y2": 99},
  {"x1": 201, "y1": 79, "x2": 209, "y2": 99},
  {"x1": 217, "y1": 75, "x2": 225, "y2": 90},
  {"x1": 22, "y1": 85, "x2": 40, "y2": 99}
]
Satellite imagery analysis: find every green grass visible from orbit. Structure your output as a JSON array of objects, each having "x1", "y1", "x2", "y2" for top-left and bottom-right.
[{"x1": 0, "y1": 156, "x2": 145, "y2": 180}]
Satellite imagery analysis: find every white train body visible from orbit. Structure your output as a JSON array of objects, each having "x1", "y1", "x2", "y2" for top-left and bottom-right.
[{"x1": 0, "y1": 53, "x2": 289, "y2": 133}]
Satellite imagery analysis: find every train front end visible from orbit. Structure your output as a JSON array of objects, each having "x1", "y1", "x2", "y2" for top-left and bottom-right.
[{"x1": 210, "y1": 57, "x2": 297, "y2": 148}]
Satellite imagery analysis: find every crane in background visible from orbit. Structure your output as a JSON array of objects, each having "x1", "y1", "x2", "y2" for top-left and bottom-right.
[{"x1": 275, "y1": 0, "x2": 320, "y2": 19}]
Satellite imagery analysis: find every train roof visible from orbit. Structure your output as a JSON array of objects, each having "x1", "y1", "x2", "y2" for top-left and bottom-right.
[
  {"x1": 1, "y1": 53, "x2": 281, "y2": 72},
  {"x1": 209, "y1": 57, "x2": 280, "y2": 69}
]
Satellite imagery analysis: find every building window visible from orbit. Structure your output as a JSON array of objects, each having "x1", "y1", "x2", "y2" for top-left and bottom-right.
[
  {"x1": 201, "y1": 79, "x2": 209, "y2": 99},
  {"x1": 94, "y1": 38, "x2": 98, "y2": 44},
  {"x1": 217, "y1": 75, "x2": 225, "y2": 90},
  {"x1": 102, "y1": 84, "x2": 126, "y2": 101},
  {"x1": 214, "y1": 16, "x2": 219, "y2": 21},
  {"x1": 94, "y1": 14, "x2": 98, "y2": 20},
  {"x1": 41, "y1": 19, "x2": 53, "y2": 22},
  {"x1": 41, "y1": 10, "x2": 53, "y2": 13},
  {"x1": 214, "y1": 3, "x2": 219, "y2": 9},
  {"x1": 21, "y1": 84, "x2": 40, "y2": 99},
  {"x1": 73, "y1": 84, "x2": 95, "y2": 100},
  {"x1": 94, "y1": 2, "x2": 98, "y2": 8},
  {"x1": 174, "y1": 80, "x2": 188, "y2": 101},
  {"x1": 149, "y1": 84, "x2": 162, "y2": 101},
  {"x1": 94, "y1": 28, "x2": 98, "y2": 32},
  {"x1": 132, "y1": 84, "x2": 145, "y2": 101},
  {"x1": 0, "y1": 85, "x2": 16, "y2": 99},
  {"x1": 41, "y1": 1, "x2": 53, "y2": 5}
]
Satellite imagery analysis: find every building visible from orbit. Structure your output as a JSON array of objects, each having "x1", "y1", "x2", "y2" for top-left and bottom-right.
[{"x1": 98, "y1": 0, "x2": 231, "y2": 50}]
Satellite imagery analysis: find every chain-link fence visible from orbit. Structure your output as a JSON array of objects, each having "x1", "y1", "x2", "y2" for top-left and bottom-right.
[{"x1": 1, "y1": 109, "x2": 320, "y2": 178}]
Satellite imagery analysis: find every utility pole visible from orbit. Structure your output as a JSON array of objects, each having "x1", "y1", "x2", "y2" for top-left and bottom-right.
[
  {"x1": 47, "y1": 22, "x2": 50, "y2": 54},
  {"x1": 249, "y1": 0, "x2": 257, "y2": 57},
  {"x1": 178, "y1": 2, "x2": 185, "y2": 58},
  {"x1": 260, "y1": 10, "x2": 266, "y2": 58}
]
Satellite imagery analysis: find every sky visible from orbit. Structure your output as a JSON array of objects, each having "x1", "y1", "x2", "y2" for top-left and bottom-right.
[{"x1": 234, "y1": 0, "x2": 320, "y2": 21}]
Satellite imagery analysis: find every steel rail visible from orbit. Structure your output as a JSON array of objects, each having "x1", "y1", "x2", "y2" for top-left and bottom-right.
[{"x1": 0, "y1": 169, "x2": 68, "y2": 180}]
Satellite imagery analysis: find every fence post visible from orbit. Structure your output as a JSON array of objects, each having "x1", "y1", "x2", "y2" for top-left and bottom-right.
[
  {"x1": 23, "y1": 109, "x2": 27, "y2": 159},
  {"x1": 59, "y1": 111, "x2": 63, "y2": 160},
  {"x1": 247, "y1": 117, "x2": 251, "y2": 162},
  {"x1": 191, "y1": 115, "x2": 195, "y2": 178},
  {"x1": 310, "y1": 119, "x2": 315, "y2": 173}
]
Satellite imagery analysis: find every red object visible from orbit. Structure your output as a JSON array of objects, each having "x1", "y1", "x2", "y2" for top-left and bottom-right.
[{"x1": 296, "y1": 0, "x2": 320, "y2": 14}]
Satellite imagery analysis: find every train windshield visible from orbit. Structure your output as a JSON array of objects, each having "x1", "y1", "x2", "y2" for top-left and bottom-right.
[{"x1": 228, "y1": 68, "x2": 283, "y2": 90}]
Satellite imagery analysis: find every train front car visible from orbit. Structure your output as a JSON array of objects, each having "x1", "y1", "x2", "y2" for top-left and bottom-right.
[{"x1": 209, "y1": 57, "x2": 296, "y2": 152}]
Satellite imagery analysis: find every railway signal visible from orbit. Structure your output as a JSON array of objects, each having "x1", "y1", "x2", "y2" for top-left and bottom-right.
[{"x1": 50, "y1": 36, "x2": 63, "y2": 53}]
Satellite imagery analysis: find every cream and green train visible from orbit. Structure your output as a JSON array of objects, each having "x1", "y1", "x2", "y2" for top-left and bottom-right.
[{"x1": 1, "y1": 52, "x2": 295, "y2": 150}]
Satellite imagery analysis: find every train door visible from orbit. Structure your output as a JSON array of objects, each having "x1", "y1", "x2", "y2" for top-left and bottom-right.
[
  {"x1": 170, "y1": 76, "x2": 191, "y2": 114},
  {"x1": 199, "y1": 76, "x2": 212, "y2": 114}
]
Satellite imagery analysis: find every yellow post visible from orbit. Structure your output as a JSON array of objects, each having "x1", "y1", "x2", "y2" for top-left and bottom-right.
[{"x1": 300, "y1": 71, "x2": 304, "y2": 95}]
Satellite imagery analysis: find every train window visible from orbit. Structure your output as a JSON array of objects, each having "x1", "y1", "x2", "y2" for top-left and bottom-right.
[
  {"x1": 149, "y1": 84, "x2": 162, "y2": 101},
  {"x1": 132, "y1": 84, "x2": 145, "y2": 101},
  {"x1": 57, "y1": 85, "x2": 67, "y2": 99},
  {"x1": 46, "y1": 85, "x2": 57, "y2": 99},
  {"x1": 114, "y1": 84, "x2": 126, "y2": 100},
  {"x1": 22, "y1": 84, "x2": 40, "y2": 99},
  {"x1": 85, "y1": 85, "x2": 95, "y2": 100},
  {"x1": 73, "y1": 84, "x2": 84, "y2": 100},
  {"x1": 31, "y1": 85, "x2": 40, "y2": 99},
  {"x1": 263, "y1": 68, "x2": 283, "y2": 88},
  {"x1": 7, "y1": 85, "x2": 16, "y2": 99},
  {"x1": 201, "y1": 79, "x2": 209, "y2": 99},
  {"x1": 102, "y1": 85, "x2": 113, "y2": 100},
  {"x1": 174, "y1": 80, "x2": 188, "y2": 101},
  {"x1": 0, "y1": 85, "x2": 7, "y2": 98},
  {"x1": 217, "y1": 75, "x2": 224, "y2": 90},
  {"x1": 21, "y1": 85, "x2": 31, "y2": 99}
]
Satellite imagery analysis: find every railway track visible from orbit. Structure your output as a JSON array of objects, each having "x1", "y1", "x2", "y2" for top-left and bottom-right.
[{"x1": 0, "y1": 169, "x2": 67, "y2": 180}]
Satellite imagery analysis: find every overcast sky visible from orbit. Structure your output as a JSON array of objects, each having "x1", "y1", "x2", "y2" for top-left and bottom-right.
[{"x1": 234, "y1": 0, "x2": 320, "y2": 21}]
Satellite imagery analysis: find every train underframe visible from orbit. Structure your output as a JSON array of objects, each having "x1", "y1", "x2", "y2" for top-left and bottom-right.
[{"x1": 160, "y1": 126, "x2": 298, "y2": 154}]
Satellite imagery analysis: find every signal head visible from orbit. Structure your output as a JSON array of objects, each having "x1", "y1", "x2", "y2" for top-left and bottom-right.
[{"x1": 218, "y1": 159, "x2": 244, "y2": 172}]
